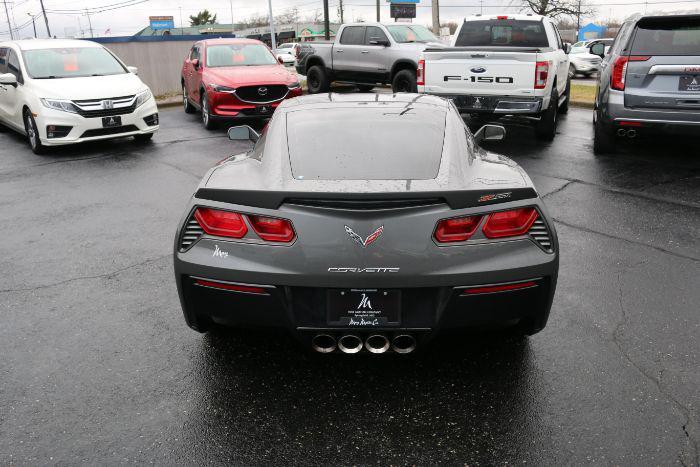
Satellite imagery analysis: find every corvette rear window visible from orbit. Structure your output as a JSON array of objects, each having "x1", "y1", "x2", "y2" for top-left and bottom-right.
[{"x1": 286, "y1": 107, "x2": 445, "y2": 180}]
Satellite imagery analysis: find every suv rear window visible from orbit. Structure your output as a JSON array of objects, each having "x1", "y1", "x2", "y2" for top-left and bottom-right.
[
  {"x1": 286, "y1": 106, "x2": 445, "y2": 180},
  {"x1": 455, "y1": 19, "x2": 549, "y2": 47},
  {"x1": 630, "y1": 17, "x2": 700, "y2": 55}
]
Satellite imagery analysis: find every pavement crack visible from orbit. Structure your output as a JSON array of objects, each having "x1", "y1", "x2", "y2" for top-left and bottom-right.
[
  {"x1": 553, "y1": 219, "x2": 699, "y2": 262},
  {"x1": 541, "y1": 180, "x2": 575, "y2": 199},
  {"x1": 0, "y1": 254, "x2": 172, "y2": 294},
  {"x1": 613, "y1": 262, "x2": 699, "y2": 466}
]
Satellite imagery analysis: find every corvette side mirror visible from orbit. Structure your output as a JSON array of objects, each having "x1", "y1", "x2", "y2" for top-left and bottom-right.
[
  {"x1": 474, "y1": 124, "x2": 506, "y2": 144},
  {"x1": 228, "y1": 125, "x2": 260, "y2": 143}
]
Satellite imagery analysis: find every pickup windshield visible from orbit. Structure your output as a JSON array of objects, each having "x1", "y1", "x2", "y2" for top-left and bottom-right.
[
  {"x1": 386, "y1": 25, "x2": 437, "y2": 43},
  {"x1": 455, "y1": 19, "x2": 549, "y2": 47},
  {"x1": 206, "y1": 43, "x2": 277, "y2": 67},
  {"x1": 23, "y1": 47, "x2": 126, "y2": 79}
]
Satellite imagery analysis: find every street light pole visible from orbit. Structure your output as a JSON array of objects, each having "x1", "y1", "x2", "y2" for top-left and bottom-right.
[
  {"x1": 2, "y1": 1, "x2": 13, "y2": 40},
  {"x1": 230, "y1": 0, "x2": 234, "y2": 35},
  {"x1": 267, "y1": 0, "x2": 277, "y2": 53},
  {"x1": 432, "y1": 0, "x2": 440, "y2": 35},
  {"x1": 85, "y1": 9, "x2": 94, "y2": 38},
  {"x1": 27, "y1": 13, "x2": 37, "y2": 38}
]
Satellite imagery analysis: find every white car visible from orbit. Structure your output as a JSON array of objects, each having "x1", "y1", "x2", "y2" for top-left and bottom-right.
[
  {"x1": 0, "y1": 39, "x2": 158, "y2": 154},
  {"x1": 568, "y1": 50, "x2": 602, "y2": 77},
  {"x1": 275, "y1": 43, "x2": 297, "y2": 67}
]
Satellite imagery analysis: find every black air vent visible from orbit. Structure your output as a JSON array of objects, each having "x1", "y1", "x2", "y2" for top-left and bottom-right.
[
  {"x1": 529, "y1": 218, "x2": 553, "y2": 252},
  {"x1": 179, "y1": 215, "x2": 204, "y2": 251}
]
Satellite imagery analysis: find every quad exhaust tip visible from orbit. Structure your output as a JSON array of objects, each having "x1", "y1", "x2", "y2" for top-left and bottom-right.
[
  {"x1": 391, "y1": 334, "x2": 417, "y2": 354},
  {"x1": 311, "y1": 334, "x2": 336, "y2": 353},
  {"x1": 364, "y1": 334, "x2": 390, "y2": 354},
  {"x1": 312, "y1": 333, "x2": 416, "y2": 354},
  {"x1": 337, "y1": 334, "x2": 363, "y2": 354}
]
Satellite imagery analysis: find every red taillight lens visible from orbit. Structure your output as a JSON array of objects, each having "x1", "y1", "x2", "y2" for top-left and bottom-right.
[
  {"x1": 497, "y1": 15, "x2": 509, "y2": 20},
  {"x1": 434, "y1": 215, "x2": 482, "y2": 243},
  {"x1": 611, "y1": 56, "x2": 629, "y2": 91},
  {"x1": 534, "y1": 61, "x2": 549, "y2": 89},
  {"x1": 461, "y1": 280, "x2": 537, "y2": 295},
  {"x1": 248, "y1": 215, "x2": 296, "y2": 243},
  {"x1": 195, "y1": 279, "x2": 268, "y2": 295},
  {"x1": 194, "y1": 208, "x2": 248, "y2": 238},
  {"x1": 417, "y1": 58, "x2": 425, "y2": 86},
  {"x1": 482, "y1": 208, "x2": 538, "y2": 239}
]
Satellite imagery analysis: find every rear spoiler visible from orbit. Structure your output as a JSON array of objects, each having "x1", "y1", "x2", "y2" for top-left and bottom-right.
[
  {"x1": 423, "y1": 46, "x2": 547, "y2": 53},
  {"x1": 195, "y1": 187, "x2": 538, "y2": 210}
]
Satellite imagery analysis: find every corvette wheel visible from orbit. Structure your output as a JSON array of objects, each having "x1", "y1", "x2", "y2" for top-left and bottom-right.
[
  {"x1": 201, "y1": 93, "x2": 216, "y2": 130},
  {"x1": 24, "y1": 111, "x2": 45, "y2": 155},
  {"x1": 183, "y1": 85, "x2": 195, "y2": 114}
]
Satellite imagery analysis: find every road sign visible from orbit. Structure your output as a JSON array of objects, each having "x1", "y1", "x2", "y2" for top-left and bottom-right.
[{"x1": 390, "y1": 3, "x2": 417, "y2": 18}]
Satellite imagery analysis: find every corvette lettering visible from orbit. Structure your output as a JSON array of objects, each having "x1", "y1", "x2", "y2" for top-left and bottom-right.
[
  {"x1": 478, "y1": 192, "x2": 512, "y2": 202},
  {"x1": 444, "y1": 75, "x2": 514, "y2": 84},
  {"x1": 328, "y1": 267, "x2": 400, "y2": 273}
]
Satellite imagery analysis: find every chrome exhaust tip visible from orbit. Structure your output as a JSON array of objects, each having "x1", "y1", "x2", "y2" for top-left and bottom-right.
[
  {"x1": 311, "y1": 334, "x2": 336, "y2": 353},
  {"x1": 627, "y1": 129, "x2": 637, "y2": 138},
  {"x1": 391, "y1": 334, "x2": 417, "y2": 354},
  {"x1": 364, "y1": 334, "x2": 390, "y2": 354},
  {"x1": 617, "y1": 129, "x2": 627, "y2": 137},
  {"x1": 337, "y1": 334, "x2": 363, "y2": 354}
]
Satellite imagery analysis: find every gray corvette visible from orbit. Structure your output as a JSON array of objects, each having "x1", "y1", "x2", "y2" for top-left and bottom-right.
[{"x1": 174, "y1": 93, "x2": 558, "y2": 354}]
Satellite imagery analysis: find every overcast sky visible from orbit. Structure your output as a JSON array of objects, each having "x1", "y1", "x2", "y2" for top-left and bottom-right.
[{"x1": 2, "y1": 0, "x2": 699, "y2": 39}]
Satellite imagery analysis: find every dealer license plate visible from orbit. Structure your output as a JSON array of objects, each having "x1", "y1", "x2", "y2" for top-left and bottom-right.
[
  {"x1": 102, "y1": 116, "x2": 122, "y2": 128},
  {"x1": 327, "y1": 289, "x2": 401, "y2": 327},
  {"x1": 679, "y1": 75, "x2": 700, "y2": 92}
]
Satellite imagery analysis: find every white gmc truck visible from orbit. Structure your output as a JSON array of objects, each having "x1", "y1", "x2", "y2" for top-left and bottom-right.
[{"x1": 417, "y1": 14, "x2": 571, "y2": 140}]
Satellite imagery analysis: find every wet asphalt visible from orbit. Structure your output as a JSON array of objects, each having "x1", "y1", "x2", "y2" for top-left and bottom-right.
[{"x1": 0, "y1": 103, "x2": 699, "y2": 465}]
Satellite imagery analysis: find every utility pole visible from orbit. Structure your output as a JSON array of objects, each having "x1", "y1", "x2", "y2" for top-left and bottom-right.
[
  {"x1": 85, "y1": 9, "x2": 94, "y2": 38},
  {"x1": 576, "y1": 0, "x2": 581, "y2": 39},
  {"x1": 376, "y1": 0, "x2": 380, "y2": 22},
  {"x1": 229, "y1": 0, "x2": 234, "y2": 34},
  {"x1": 39, "y1": 0, "x2": 51, "y2": 37},
  {"x1": 27, "y1": 13, "x2": 36, "y2": 38},
  {"x1": 323, "y1": 0, "x2": 329, "y2": 40},
  {"x1": 339, "y1": 0, "x2": 344, "y2": 24},
  {"x1": 432, "y1": 0, "x2": 440, "y2": 35},
  {"x1": 3, "y1": 1, "x2": 13, "y2": 40},
  {"x1": 267, "y1": 0, "x2": 277, "y2": 53}
]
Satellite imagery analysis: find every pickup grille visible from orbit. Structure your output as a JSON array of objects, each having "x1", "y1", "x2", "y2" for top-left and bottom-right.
[
  {"x1": 235, "y1": 85, "x2": 288, "y2": 103},
  {"x1": 529, "y1": 218, "x2": 553, "y2": 252},
  {"x1": 179, "y1": 215, "x2": 204, "y2": 251}
]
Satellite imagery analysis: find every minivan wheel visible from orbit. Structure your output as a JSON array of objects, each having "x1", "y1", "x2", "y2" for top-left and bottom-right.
[
  {"x1": 24, "y1": 111, "x2": 45, "y2": 155},
  {"x1": 183, "y1": 85, "x2": 195, "y2": 114},
  {"x1": 593, "y1": 114, "x2": 616, "y2": 154},
  {"x1": 535, "y1": 87, "x2": 558, "y2": 141},
  {"x1": 306, "y1": 65, "x2": 329, "y2": 94},
  {"x1": 201, "y1": 92, "x2": 216, "y2": 130},
  {"x1": 391, "y1": 69, "x2": 417, "y2": 93}
]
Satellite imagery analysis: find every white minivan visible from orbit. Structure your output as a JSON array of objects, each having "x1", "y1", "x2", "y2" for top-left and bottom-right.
[{"x1": 0, "y1": 39, "x2": 159, "y2": 154}]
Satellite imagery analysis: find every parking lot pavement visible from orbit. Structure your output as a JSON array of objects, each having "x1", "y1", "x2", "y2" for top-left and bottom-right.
[{"x1": 1, "y1": 106, "x2": 698, "y2": 464}]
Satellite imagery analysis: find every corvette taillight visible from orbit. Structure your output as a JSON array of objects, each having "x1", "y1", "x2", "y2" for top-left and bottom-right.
[
  {"x1": 434, "y1": 215, "x2": 483, "y2": 243},
  {"x1": 195, "y1": 207, "x2": 248, "y2": 238},
  {"x1": 248, "y1": 215, "x2": 296, "y2": 243},
  {"x1": 417, "y1": 59, "x2": 425, "y2": 86},
  {"x1": 534, "y1": 61, "x2": 549, "y2": 89},
  {"x1": 482, "y1": 208, "x2": 538, "y2": 239}
]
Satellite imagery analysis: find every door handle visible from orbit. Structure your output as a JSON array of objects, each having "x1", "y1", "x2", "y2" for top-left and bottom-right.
[
  {"x1": 361, "y1": 50, "x2": 369, "y2": 54},
  {"x1": 336, "y1": 49, "x2": 343, "y2": 53}
]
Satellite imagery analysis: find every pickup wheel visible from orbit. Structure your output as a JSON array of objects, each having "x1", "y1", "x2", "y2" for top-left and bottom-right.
[
  {"x1": 535, "y1": 87, "x2": 558, "y2": 141},
  {"x1": 392, "y1": 69, "x2": 417, "y2": 93},
  {"x1": 307, "y1": 65, "x2": 330, "y2": 94},
  {"x1": 559, "y1": 78, "x2": 571, "y2": 114}
]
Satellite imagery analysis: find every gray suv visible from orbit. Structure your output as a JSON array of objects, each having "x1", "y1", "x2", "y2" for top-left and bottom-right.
[{"x1": 591, "y1": 14, "x2": 700, "y2": 153}]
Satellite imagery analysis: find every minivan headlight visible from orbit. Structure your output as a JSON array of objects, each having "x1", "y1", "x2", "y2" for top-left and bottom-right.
[
  {"x1": 135, "y1": 89, "x2": 152, "y2": 108},
  {"x1": 41, "y1": 98, "x2": 79, "y2": 114}
]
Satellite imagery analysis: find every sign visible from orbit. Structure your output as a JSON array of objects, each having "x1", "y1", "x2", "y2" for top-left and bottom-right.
[
  {"x1": 390, "y1": 3, "x2": 416, "y2": 18},
  {"x1": 149, "y1": 16, "x2": 175, "y2": 30},
  {"x1": 387, "y1": 0, "x2": 420, "y2": 3}
]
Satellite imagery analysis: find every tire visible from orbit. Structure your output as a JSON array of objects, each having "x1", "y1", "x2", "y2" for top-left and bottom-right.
[
  {"x1": 391, "y1": 69, "x2": 417, "y2": 93},
  {"x1": 24, "y1": 111, "x2": 45, "y2": 155},
  {"x1": 535, "y1": 87, "x2": 558, "y2": 141},
  {"x1": 593, "y1": 111, "x2": 616, "y2": 154},
  {"x1": 306, "y1": 65, "x2": 329, "y2": 94},
  {"x1": 568, "y1": 64, "x2": 577, "y2": 79},
  {"x1": 356, "y1": 84, "x2": 374, "y2": 92},
  {"x1": 133, "y1": 133, "x2": 154, "y2": 143},
  {"x1": 559, "y1": 78, "x2": 571, "y2": 114},
  {"x1": 182, "y1": 84, "x2": 195, "y2": 114},
  {"x1": 200, "y1": 92, "x2": 216, "y2": 130}
]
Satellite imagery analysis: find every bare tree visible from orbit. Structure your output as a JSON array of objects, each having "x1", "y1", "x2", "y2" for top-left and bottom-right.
[
  {"x1": 276, "y1": 7, "x2": 299, "y2": 25},
  {"x1": 521, "y1": 0, "x2": 595, "y2": 19}
]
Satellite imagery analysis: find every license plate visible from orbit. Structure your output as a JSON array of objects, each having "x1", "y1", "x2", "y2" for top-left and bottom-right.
[
  {"x1": 256, "y1": 105, "x2": 272, "y2": 115},
  {"x1": 679, "y1": 75, "x2": 700, "y2": 91},
  {"x1": 327, "y1": 289, "x2": 401, "y2": 327},
  {"x1": 102, "y1": 116, "x2": 122, "y2": 127}
]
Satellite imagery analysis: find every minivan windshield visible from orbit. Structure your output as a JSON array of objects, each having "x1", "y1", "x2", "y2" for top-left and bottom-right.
[
  {"x1": 386, "y1": 25, "x2": 438, "y2": 43},
  {"x1": 206, "y1": 43, "x2": 277, "y2": 67},
  {"x1": 630, "y1": 17, "x2": 700, "y2": 55},
  {"x1": 23, "y1": 47, "x2": 126, "y2": 79},
  {"x1": 455, "y1": 19, "x2": 549, "y2": 47}
]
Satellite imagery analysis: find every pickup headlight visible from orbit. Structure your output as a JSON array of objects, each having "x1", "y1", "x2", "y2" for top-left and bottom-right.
[
  {"x1": 209, "y1": 84, "x2": 236, "y2": 92},
  {"x1": 135, "y1": 89, "x2": 152, "y2": 108},
  {"x1": 41, "y1": 98, "x2": 79, "y2": 114},
  {"x1": 288, "y1": 82, "x2": 301, "y2": 90}
]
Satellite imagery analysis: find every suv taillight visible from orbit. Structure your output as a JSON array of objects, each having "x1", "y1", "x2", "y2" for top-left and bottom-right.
[
  {"x1": 611, "y1": 56, "x2": 629, "y2": 91},
  {"x1": 534, "y1": 61, "x2": 549, "y2": 89},
  {"x1": 194, "y1": 208, "x2": 296, "y2": 243},
  {"x1": 482, "y1": 208, "x2": 538, "y2": 239},
  {"x1": 417, "y1": 59, "x2": 425, "y2": 86}
]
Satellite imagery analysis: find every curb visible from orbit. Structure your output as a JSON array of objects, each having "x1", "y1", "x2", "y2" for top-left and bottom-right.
[{"x1": 570, "y1": 100, "x2": 594, "y2": 109}]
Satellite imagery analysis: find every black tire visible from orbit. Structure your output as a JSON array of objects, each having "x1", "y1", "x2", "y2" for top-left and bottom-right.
[
  {"x1": 200, "y1": 92, "x2": 216, "y2": 130},
  {"x1": 306, "y1": 65, "x2": 330, "y2": 94},
  {"x1": 356, "y1": 84, "x2": 374, "y2": 92},
  {"x1": 392, "y1": 69, "x2": 417, "y2": 93},
  {"x1": 535, "y1": 87, "x2": 559, "y2": 141},
  {"x1": 24, "y1": 111, "x2": 45, "y2": 155},
  {"x1": 593, "y1": 111, "x2": 616, "y2": 154},
  {"x1": 560, "y1": 78, "x2": 571, "y2": 114},
  {"x1": 133, "y1": 133, "x2": 154, "y2": 143},
  {"x1": 568, "y1": 63, "x2": 577, "y2": 79},
  {"x1": 182, "y1": 84, "x2": 195, "y2": 114}
]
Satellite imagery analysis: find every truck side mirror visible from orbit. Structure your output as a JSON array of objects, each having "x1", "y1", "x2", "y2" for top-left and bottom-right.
[
  {"x1": 563, "y1": 43, "x2": 572, "y2": 54},
  {"x1": 474, "y1": 124, "x2": 506, "y2": 144},
  {"x1": 369, "y1": 38, "x2": 390, "y2": 47},
  {"x1": 228, "y1": 125, "x2": 260, "y2": 143}
]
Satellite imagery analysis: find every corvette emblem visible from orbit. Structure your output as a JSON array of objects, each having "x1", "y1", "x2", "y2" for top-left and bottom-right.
[{"x1": 344, "y1": 225, "x2": 384, "y2": 248}]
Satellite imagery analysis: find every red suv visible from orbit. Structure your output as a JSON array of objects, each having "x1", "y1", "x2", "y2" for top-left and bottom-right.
[{"x1": 181, "y1": 39, "x2": 302, "y2": 129}]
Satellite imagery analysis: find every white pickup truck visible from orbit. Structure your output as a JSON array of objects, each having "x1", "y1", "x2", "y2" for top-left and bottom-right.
[{"x1": 417, "y1": 14, "x2": 571, "y2": 140}]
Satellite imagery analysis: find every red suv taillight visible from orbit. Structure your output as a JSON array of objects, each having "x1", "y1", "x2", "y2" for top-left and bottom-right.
[
  {"x1": 482, "y1": 208, "x2": 538, "y2": 239},
  {"x1": 434, "y1": 215, "x2": 483, "y2": 243},
  {"x1": 611, "y1": 55, "x2": 649, "y2": 91},
  {"x1": 194, "y1": 208, "x2": 295, "y2": 243},
  {"x1": 248, "y1": 215, "x2": 296, "y2": 243},
  {"x1": 417, "y1": 59, "x2": 425, "y2": 86},
  {"x1": 534, "y1": 61, "x2": 549, "y2": 89}
]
